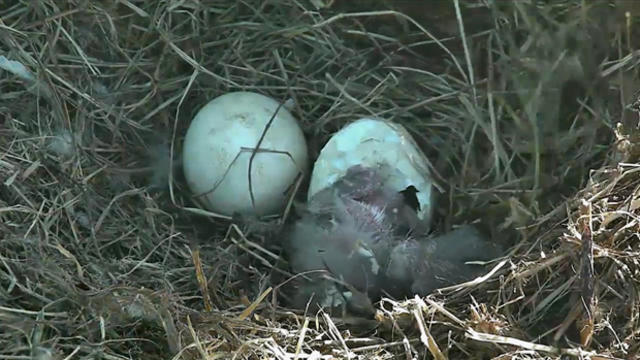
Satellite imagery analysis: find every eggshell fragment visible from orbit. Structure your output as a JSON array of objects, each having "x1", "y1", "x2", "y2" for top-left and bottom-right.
[
  {"x1": 182, "y1": 91, "x2": 308, "y2": 216},
  {"x1": 308, "y1": 117, "x2": 434, "y2": 229}
]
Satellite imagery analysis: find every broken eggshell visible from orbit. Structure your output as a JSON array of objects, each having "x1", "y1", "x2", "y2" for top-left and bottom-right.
[
  {"x1": 182, "y1": 91, "x2": 309, "y2": 217},
  {"x1": 308, "y1": 118, "x2": 434, "y2": 231}
]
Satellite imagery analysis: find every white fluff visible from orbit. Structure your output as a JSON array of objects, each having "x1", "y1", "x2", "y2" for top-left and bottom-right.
[
  {"x1": 0, "y1": 55, "x2": 35, "y2": 82},
  {"x1": 47, "y1": 130, "x2": 76, "y2": 158}
]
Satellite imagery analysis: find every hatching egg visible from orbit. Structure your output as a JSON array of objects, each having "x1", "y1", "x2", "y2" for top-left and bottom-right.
[{"x1": 307, "y1": 117, "x2": 434, "y2": 230}]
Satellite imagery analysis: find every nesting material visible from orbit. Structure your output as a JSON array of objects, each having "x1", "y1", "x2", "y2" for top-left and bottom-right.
[{"x1": 0, "y1": 1, "x2": 630, "y2": 359}]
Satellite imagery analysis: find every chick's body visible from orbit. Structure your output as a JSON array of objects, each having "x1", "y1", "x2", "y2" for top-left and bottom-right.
[
  {"x1": 284, "y1": 164, "x2": 504, "y2": 314},
  {"x1": 384, "y1": 225, "x2": 504, "y2": 296},
  {"x1": 285, "y1": 165, "x2": 414, "y2": 314},
  {"x1": 286, "y1": 212, "x2": 382, "y2": 295}
]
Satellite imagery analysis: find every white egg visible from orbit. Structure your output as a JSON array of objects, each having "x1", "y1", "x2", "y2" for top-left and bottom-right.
[
  {"x1": 308, "y1": 117, "x2": 434, "y2": 229},
  {"x1": 182, "y1": 91, "x2": 308, "y2": 217}
]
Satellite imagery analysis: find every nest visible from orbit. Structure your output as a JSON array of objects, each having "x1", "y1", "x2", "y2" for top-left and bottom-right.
[{"x1": 1, "y1": 0, "x2": 640, "y2": 358}]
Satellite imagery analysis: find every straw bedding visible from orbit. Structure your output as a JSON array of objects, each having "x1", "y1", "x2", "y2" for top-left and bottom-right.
[{"x1": 1, "y1": 1, "x2": 639, "y2": 358}]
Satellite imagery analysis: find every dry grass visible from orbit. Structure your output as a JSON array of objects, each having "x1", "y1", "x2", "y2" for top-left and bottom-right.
[{"x1": 1, "y1": 0, "x2": 640, "y2": 358}]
